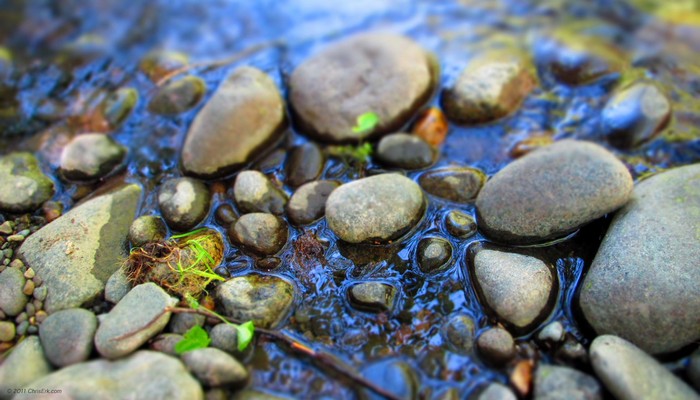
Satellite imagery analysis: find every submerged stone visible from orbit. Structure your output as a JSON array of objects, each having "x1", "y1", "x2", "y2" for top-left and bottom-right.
[{"x1": 149, "y1": 75, "x2": 206, "y2": 116}]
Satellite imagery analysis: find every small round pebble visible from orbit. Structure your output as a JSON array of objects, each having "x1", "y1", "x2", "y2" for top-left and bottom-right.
[
  {"x1": 128, "y1": 215, "x2": 167, "y2": 247},
  {"x1": 442, "y1": 314, "x2": 475, "y2": 354},
  {"x1": 444, "y1": 210, "x2": 477, "y2": 238},
  {"x1": 476, "y1": 327, "x2": 516, "y2": 366},
  {"x1": 375, "y1": 133, "x2": 434, "y2": 169},
  {"x1": 158, "y1": 177, "x2": 211, "y2": 231},
  {"x1": 59, "y1": 133, "x2": 127, "y2": 181},
  {"x1": 0, "y1": 320, "x2": 15, "y2": 342},
  {"x1": 228, "y1": 213, "x2": 288, "y2": 255},
  {"x1": 416, "y1": 237, "x2": 453, "y2": 274}
]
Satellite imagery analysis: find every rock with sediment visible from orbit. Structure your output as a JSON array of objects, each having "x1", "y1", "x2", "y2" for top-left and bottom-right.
[
  {"x1": 289, "y1": 33, "x2": 437, "y2": 143},
  {"x1": 59, "y1": 133, "x2": 127, "y2": 181},
  {"x1": 181, "y1": 67, "x2": 286, "y2": 179},
  {"x1": 580, "y1": 164, "x2": 700, "y2": 354},
  {"x1": 158, "y1": 177, "x2": 210, "y2": 231},
  {"x1": 0, "y1": 152, "x2": 54, "y2": 213},
  {"x1": 18, "y1": 184, "x2": 141, "y2": 312},
  {"x1": 233, "y1": 170, "x2": 288, "y2": 215},
  {"x1": 216, "y1": 274, "x2": 295, "y2": 329},
  {"x1": 229, "y1": 213, "x2": 288, "y2": 255},
  {"x1": 476, "y1": 140, "x2": 633, "y2": 244},
  {"x1": 286, "y1": 180, "x2": 339, "y2": 226}
]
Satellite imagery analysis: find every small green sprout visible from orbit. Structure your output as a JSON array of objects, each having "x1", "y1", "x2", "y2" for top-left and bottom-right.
[
  {"x1": 175, "y1": 325, "x2": 210, "y2": 354},
  {"x1": 328, "y1": 142, "x2": 374, "y2": 164},
  {"x1": 352, "y1": 112, "x2": 380, "y2": 134},
  {"x1": 184, "y1": 294, "x2": 255, "y2": 352}
]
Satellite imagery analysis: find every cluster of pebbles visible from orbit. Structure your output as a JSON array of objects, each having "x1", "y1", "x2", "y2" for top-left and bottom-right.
[{"x1": 0, "y1": 27, "x2": 698, "y2": 400}]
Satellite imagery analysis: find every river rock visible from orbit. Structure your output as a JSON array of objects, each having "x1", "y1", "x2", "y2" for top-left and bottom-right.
[
  {"x1": 601, "y1": 82, "x2": 671, "y2": 149},
  {"x1": 128, "y1": 215, "x2": 167, "y2": 247},
  {"x1": 216, "y1": 274, "x2": 295, "y2": 329},
  {"x1": 229, "y1": 213, "x2": 288, "y2": 255},
  {"x1": 289, "y1": 33, "x2": 437, "y2": 143},
  {"x1": 285, "y1": 143, "x2": 324, "y2": 188},
  {"x1": 59, "y1": 133, "x2": 127, "y2": 181},
  {"x1": 534, "y1": 30, "x2": 626, "y2": 85},
  {"x1": 375, "y1": 133, "x2": 434, "y2": 169},
  {"x1": 689, "y1": 350, "x2": 700, "y2": 391},
  {"x1": 149, "y1": 75, "x2": 206, "y2": 116},
  {"x1": 326, "y1": 174, "x2": 424, "y2": 244},
  {"x1": 0, "y1": 152, "x2": 54, "y2": 213},
  {"x1": 476, "y1": 140, "x2": 633, "y2": 244},
  {"x1": 473, "y1": 383, "x2": 517, "y2": 400},
  {"x1": 182, "y1": 347, "x2": 249, "y2": 387},
  {"x1": 18, "y1": 184, "x2": 141, "y2": 313},
  {"x1": 233, "y1": 170, "x2": 288, "y2": 215},
  {"x1": 0, "y1": 266, "x2": 27, "y2": 316},
  {"x1": 416, "y1": 237, "x2": 453, "y2": 274},
  {"x1": 347, "y1": 282, "x2": 397, "y2": 313},
  {"x1": 442, "y1": 314, "x2": 476, "y2": 354},
  {"x1": 158, "y1": 177, "x2": 210, "y2": 231},
  {"x1": 286, "y1": 180, "x2": 339, "y2": 225},
  {"x1": 472, "y1": 248, "x2": 555, "y2": 330},
  {"x1": 580, "y1": 163, "x2": 700, "y2": 354},
  {"x1": 105, "y1": 268, "x2": 131, "y2": 304},
  {"x1": 534, "y1": 365, "x2": 602, "y2": 400},
  {"x1": 210, "y1": 323, "x2": 239, "y2": 354},
  {"x1": 442, "y1": 49, "x2": 537, "y2": 124},
  {"x1": 360, "y1": 359, "x2": 418, "y2": 400},
  {"x1": 167, "y1": 312, "x2": 205, "y2": 335},
  {"x1": 94, "y1": 283, "x2": 176, "y2": 359},
  {"x1": 420, "y1": 167, "x2": 486, "y2": 203},
  {"x1": 39, "y1": 308, "x2": 97, "y2": 367},
  {"x1": 589, "y1": 335, "x2": 698, "y2": 400},
  {"x1": 16, "y1": 351, "x2": 203, "y2": 400},
  {"x1": 444, "y1": 210, "x2": 477, "y2": 238},
  {"x1": 0, "y1": 336, "x2": 52, "y2": 398},
  {"x1": 476, "y1": 327, "x2": 516, "y2": 366},
  {"x1": 181, "y1": 67, "x2": 286, "y2": 179}
]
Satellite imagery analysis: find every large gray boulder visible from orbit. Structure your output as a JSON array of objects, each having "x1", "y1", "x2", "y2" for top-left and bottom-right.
[
  {"x1": 181, "y1": 67, "x2": 286, "y2": 179},
  {"x1": 18, "y1": 184, "x2": 141, "y2": 313},
  {"x1": 289, "y1": 33, "x2": 437, "y2": 143},
  {"x1": 15, "y1": 351, "x2": 203, "y2": 400},
  {"x1": 476, "y1": 140, "x2": 633, "y2": 244},
  {"x1": 580, "y1": 164, "x2": 700, "y2": 354}
]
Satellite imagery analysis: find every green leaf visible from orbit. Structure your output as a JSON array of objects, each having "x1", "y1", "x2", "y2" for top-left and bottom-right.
[
  {"x1": 352, "y1": 112, "x2": 380, "y2": 134},
  {"x1": 175, "y1": 325, "x2": 211, "y2": 354},
  {"x1": 236, "y1": 321, "x2": 255, "y2": 352}
]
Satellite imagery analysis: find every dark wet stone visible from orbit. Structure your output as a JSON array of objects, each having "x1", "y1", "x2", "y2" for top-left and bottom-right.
[
  {"x1": 214, "y1": 204, "x2": 238, "y2": 226},
  {"x1": 375, "y1": 133, "x2": 434, "y2": 169},
  {"x1": 233, "y1": 170, "x2": 288, "y2": 215},
  {"x1": 554, "y1": 336, "x2": 589, "y2": 367},
  {"x1": 21, "y1": 351, "x2": 203, "y2": 400},
  {"x1": 0, "y1": 152, "x2": 54, "y2": 213},
  {"x1": 0, "y1": 267, "x2": 27, "y2": 316},
  {"x1": 101, "y1": 87, "x2": 138, "y2": 128},
  {"x1": 148, "y1": 333, "x2": 183, "y2": 356},
  {"x1": 444, "y1": 210, "x2": 477, "y2": 238},
  {"x1": 289, "y1": 33, "x2": 437, "y2": 143},
  {"x1": 140, "y1": 50, "x2": 189, "y2": 82},
  {"x1": 181, "y1": 67, "x2": 286, "y2": 179},
  {"x1": 255, "y1": 256, "x2": 281, "y2": 271},
  {"x1": 347, "y1": 282, "x2": 397, "y2": 313},
  {"x1": 158, "y1": 177, "x2": 210, "y2": 231},
  {"x1": 476, "y1": 140, "x2": 633, "y2": 244},
  {"x1": 590, "y1": 335, "x2": 698, "y2": 399},
  {"x1": 442, "y1": 314, "x2": 476, "y2": 354},
  {"x1": 229, "y1": 213, "x2": 288, "y2": 255},
  {"x1": 534, "y1": 365, "x2": 602, "y2": 400},
  {"x1": 601, "y1": 82, "x2": 671, "y2": 149},
  {"x1": 286, "y1": 180, "x2": 339, "y2": 226},
  {"x1": 360, "y1": 359, "x2": 418, "y2": 400},
  {"x1": 689, "y1": 350, "x2": 700, "y2": 391},
  {"x1": 95, "y1": 283, "x2": 176, "y2": 359},
  {"x1": 476, "y1": 327, "x2": 516, "y2": 366},
  {"x1": 167, "y1": 312, "x2": 205, "y2": 335},
  {"x1": 535, "y1": 30, "x2": 626, "y2": 86},
  {"x1": 442, "y1": 49, "x2": 537, "y2": 124},
  {"x1": 285, "y1": 143, "x2": 324, "y2": 187},
  {"x1": 216, "y1": 274, "x2": 295, "y2": 329},
  {"x1": 0, "y1": 336, "x2": 51, "y2": 395},
  {"x1": 253, "y1": 148, "x2": 287, "y2": 173},
  {"x1": 472, "y1": 249, "x2": 555, "y2": 330},
  {"x1": 182, "y1": 347, "x2": 249, "y2": 387},
  {"x1": 149, "y1": 75, "x2": 206, "y2": 116},
  {"x1": 416, "y1": 237, "x2": 453, "y2": 274},
  {"x1": 59, "y1": 134, "x2": 127, "y2": 182},
  {"x1": 128, "y1": 215, "x2": 167, "y2": 247},
  {"x1": 580, "y1": 164, "x2": 700, "y2": 354},
  {"x1": 420, "y1": 167, "x2": 486, "y2": 203},
  {"x1": 19, "y1": 184, "x2": 141, "y2": 313},
  {"x1": 472, "y1": 383, "x2": 517, "y2": 400},
  {"x1": 326, "y1": 174, "x2": 424, "y2": 244},
  {"x1": 39, "y1": 308, "x2": 97, "y2": 367}
]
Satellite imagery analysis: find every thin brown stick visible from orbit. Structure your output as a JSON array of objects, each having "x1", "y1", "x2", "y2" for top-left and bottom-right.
[
  {"x1": 168, "y1": 307, "x2": 402, "y2": 400},
  {"x1": 155, "y1": 40, "x2": 284, "y2": 87}
]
